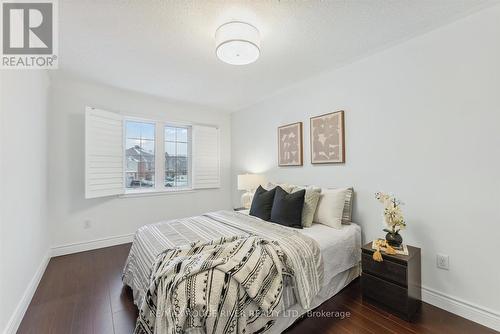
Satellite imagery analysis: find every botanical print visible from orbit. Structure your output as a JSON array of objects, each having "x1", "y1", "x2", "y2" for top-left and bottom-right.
[
  {"x1": 278, "y1": 122, "x2": 303, "y2": 166},
  {"x1": 310, "y1": 110, "x2": 345, "y2": 163}
]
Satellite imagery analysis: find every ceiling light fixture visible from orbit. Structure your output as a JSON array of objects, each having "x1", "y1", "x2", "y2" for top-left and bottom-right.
[{"x1": 215, "y1": 21, "x2": 260, "y2": 65}]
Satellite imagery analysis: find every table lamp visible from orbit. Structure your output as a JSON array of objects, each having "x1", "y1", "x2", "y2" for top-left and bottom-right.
[{"x1": 237, "y1": 174, "x2": 265, "y2": 209}]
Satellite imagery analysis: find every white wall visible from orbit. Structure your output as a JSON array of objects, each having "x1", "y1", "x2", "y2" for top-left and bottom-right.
[
  {"x1": 232, "y1": 4, "x2": 500, "y2": 328},
  {"x1": 0, "y1": 70, "x2": 51, "y2": 333},
  {"x1": 48, "y1": 75, "x2": 232, "y2": 249}
]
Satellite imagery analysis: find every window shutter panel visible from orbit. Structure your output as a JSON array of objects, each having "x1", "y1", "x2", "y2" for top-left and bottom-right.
[
  {"x1": 192, "y1": 125, "x2": 220, "y2": 189},
  {"x1": 85, "y1": 107, "x2": 124, "y2": 198}
]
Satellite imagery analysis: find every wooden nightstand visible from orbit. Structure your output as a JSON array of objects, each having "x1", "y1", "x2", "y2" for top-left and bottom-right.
[{"x1": 361, "y1": 242, "x2": 421, "y2": 321}]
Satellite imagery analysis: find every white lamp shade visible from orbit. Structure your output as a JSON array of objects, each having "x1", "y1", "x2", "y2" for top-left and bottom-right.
[
  {"x1": 237, "y1": 174, "x2": 265, "y2": 191},
  {"x1": 215, "y1": 21, "x2": 260, "y2": 65}
]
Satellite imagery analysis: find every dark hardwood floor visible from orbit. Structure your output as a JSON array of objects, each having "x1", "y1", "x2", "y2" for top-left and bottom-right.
[{"x1": 18, "y1": 244, "x2": 497, "y2": 334}]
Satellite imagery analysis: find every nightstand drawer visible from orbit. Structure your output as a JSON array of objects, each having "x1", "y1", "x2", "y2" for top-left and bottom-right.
[
  {"x1": 362, "y1": 272, "x2": 408, "y2": 312},
  {"x1": 362, "y1": 253, "x2": 407, "y2": 287}
]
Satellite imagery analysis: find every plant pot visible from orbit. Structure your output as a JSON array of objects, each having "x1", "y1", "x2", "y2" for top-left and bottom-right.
[{"x1": 385, "y1": 232, "x2": 403, "y2": 248}]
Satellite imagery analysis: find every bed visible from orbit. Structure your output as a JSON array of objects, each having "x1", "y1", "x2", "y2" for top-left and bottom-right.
[{"x1": 123, "y1": 210, "x2": 361, "y2": 333}]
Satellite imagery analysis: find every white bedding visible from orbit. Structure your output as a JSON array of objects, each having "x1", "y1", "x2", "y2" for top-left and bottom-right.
[{"x1": 299, "y1": 222, "x2": 361, "y2": 284}]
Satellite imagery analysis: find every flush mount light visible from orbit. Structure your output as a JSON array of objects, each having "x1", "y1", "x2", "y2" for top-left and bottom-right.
[{"x1": 215, "y1": 21, "x2": 260, "y2": 65}]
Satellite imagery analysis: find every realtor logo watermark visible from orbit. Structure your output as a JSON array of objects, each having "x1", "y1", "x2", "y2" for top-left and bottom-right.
[{"x1": 1, "y1": 0, "x2": 58, "y2": 69}]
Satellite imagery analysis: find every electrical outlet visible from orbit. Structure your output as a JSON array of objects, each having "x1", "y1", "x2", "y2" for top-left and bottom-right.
[
  {"x1": 84, "y1": 219, "x2": 91, "y2": 229},
  {"x1": 436, "y1": 254, "x2": 449, "y2": 270}
]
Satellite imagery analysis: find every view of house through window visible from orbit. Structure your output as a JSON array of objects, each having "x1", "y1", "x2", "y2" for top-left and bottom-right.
[
  {"x1": 125, "y1": 121, "x2": 155, "y2": 189},
  {"x1": 165, "y1": 126, "x2": 190, "y2": 188}
]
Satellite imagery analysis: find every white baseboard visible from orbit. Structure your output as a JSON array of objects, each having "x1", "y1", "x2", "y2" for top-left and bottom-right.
[
  {"x1": 3, "y1": 251, "x2": 51, "y2": 334},
  {"x1": 422, "y1": 285, "x2": 500, "y2": 331},
  {"x1": 51, "y1": 233, "x2": 135, "y2": 257}
]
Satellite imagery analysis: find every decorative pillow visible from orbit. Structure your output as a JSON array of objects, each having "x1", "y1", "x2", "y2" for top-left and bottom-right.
[
  {"x1": 341, "y1": 187, "x2": 354, "y2": 224},
  {"x1": 270, "y1": 186, "x2": 305, "y2": 229},
  {"x1": 313, "y1": 188, "x2": 348, "y2": 229},
  {"x1": 291, "y1": 185, "x2": 321, "y2": 227},
  {"x1": 264, "y1": 182, "x2": 293, "y2": 193},
  {"x1": 325, "y1": 187, "x2": 354, "y2": 224},
  {"x1": 249, "y1": 186, "x2": 277, "y2": 221}
]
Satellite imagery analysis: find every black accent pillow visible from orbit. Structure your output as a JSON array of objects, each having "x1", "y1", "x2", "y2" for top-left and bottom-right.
[
  {"x1": 270, "y1": 186, "x2": 305, "y2": 229},
  {"x1": 249, "y1": 186, "x2": 276, "y2": 221}
]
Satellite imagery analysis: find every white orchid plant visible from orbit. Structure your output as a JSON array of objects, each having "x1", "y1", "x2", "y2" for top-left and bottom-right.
[{"x1": 375, "y1": 192, "x2": 406, "y2": 234}]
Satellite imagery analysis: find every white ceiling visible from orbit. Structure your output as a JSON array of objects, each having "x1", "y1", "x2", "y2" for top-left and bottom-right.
[{"x1": 59, "y1": 0, "x2": 498, "y2": 112}]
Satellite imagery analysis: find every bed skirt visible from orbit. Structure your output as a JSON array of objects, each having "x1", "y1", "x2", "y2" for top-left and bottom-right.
[{"x1": 269, "y1": 263, "x2": 360, "y2": 334}]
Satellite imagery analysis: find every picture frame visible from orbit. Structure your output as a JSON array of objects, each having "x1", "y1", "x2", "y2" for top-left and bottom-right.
[
  {"x1": 278, "y1": 122, "x2": 303, "y2": 166},
  {"x1": 310, "y1": 110, "x2": 345, "y2": 164}
]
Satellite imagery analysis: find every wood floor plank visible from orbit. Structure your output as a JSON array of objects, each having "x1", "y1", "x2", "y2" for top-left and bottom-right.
[
  {"x1": 16, "y1": 243, "x2": 499, "y2": 334},
  {"x1": 336, "y1": 316, "x2": 376, "y2": 334},
  {"x1": 339, "y1": 303, "x2": 401, "y2": 334}
]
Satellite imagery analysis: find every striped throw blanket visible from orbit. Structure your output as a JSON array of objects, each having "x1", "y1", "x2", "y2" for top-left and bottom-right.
[
  {"x1": 135, "y1": 235, "x2": 285, "y2": 334},
  {"x1": 124, "y1": 211, "x2": 323, "y2": 334}
]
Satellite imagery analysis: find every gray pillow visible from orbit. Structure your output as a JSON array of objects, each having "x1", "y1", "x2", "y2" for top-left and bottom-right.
[
  {"x1": 341, "y1": 187, "x2": 354, "y2": 224},
  {"x1": 291, "y1": 185, "x2": 321, "y2": 227},
  {"x1": 264, "y1": 182, "x2": 294, "y2": 193}
]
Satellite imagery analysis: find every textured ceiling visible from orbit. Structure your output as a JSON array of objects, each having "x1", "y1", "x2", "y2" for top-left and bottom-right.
[{"x1": 59, "y1": 0, "x2": 498, "y2": 112}]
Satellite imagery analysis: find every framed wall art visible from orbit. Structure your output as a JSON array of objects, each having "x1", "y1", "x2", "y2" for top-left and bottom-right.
[
  {"x1": 278, "y1": 122, "x2": 303, "y2": 166},
  {"x1": 310, "y1": 110, "x2": 345, "y2": 164}
]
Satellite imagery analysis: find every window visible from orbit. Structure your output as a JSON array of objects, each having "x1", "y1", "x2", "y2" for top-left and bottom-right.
[
  {"x1": 125, "y1": 121, "x2": 156, "y2": 189},
  {"x1": 85, "y1": 106, "x2": 220, "y2": 198},
  {"x1": 165, "y1": 126, "x2": 190, "y2": 188}
]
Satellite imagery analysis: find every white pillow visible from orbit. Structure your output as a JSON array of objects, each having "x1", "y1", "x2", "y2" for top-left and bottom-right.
[{"x1": 313, "y1": 188, "x2": 348, "y2": 229}]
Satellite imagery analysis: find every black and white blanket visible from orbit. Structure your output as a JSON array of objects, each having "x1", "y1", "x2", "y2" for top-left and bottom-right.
[{"x1": 124, "y1": 211, "x2": 324, "y2": 334}]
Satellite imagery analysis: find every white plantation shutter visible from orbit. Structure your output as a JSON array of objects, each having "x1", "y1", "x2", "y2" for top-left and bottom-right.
[
  {"x1": 85, "y1": 107, "x2": 124, "y2": 198},
  {"x1": 192, "y1": 125, "x2": 220, "y2": 189}
]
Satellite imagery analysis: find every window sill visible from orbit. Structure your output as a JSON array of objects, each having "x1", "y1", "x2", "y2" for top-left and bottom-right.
[{"x1": 120, "y1": 188, "x2": 194, "y2": 198}]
